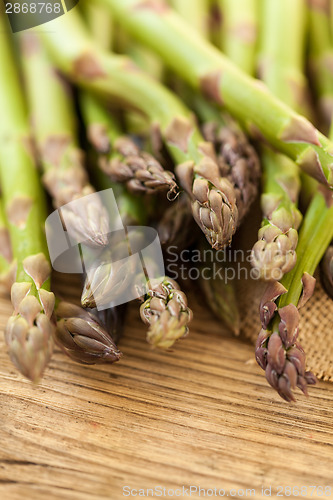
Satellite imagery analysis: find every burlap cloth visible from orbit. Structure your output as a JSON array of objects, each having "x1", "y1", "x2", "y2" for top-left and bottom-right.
[{"x1": 233, "y1": 202, "x2": 333, "y2": 382}]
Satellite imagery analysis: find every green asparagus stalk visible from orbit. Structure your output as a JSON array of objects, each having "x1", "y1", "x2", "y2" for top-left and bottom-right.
[
  {"x1": 251, "y1": 148, "x2": 302, "y2": 281},
  {"x1": 251, "y1": 0, "x2": 308, "y2": 281},
  {"x1": 254, "y1": 2, "x2": 333, "y2": 397},
  {"x1": 0, "y1": 186, "x2": 121, "y2": 367},
  {"x1": 99, "y1": 0, "x2": 333, "y2": 188},
  {"x1": 218, "y1": 0, "x2": 258, "y2": 75},
  {"x1": 308, "y1": 0, "x2": 333, "y2": 129},
  {"x1": 84, "y1": 0, "x2": 163, "y2": 126},
  {"x1": 170, "y1": 0, "x2": 209, "y2": 39},
  {"x1": 119, "y1": 23, "x2": 164, "y2": 82},
  {"x1": 0, "y1": 196, "x2": 15, "y2": 290},
  {"x1": 257, "y1": 189, "x2": 333, "y2": 401},
  {"x1": 171, "y1": 0, "x2": 250, "y2": 335},
  {"x1": 80, "y1": 0, "x2": 114, "y2": 51},
  {"x1": 307, "y1": 1, "x2": 333, "y2": 297},
  {"x1": 169, "y1": 0, "x2": 261, "y2": 227},
  {"x1": 39, "y1": 10, "x2": 240, "y2": 249},
  {"x1": 196, "y1": 98, "x2": 260, "y2": 224},
  {"x1": 250, "y1": 0, "x2": 326, "y2": 400},
  {"x1": 80, "y1": 92, "x2": 178, "y2": 196},
  {"x1": 0, "y1": 211, "x2": 122, "y2": 370},
  {"x1": 208, "y1": 0, "x2": 223, "y2": 48},
  {"x1": 20, "y1": 33, "x2": 110, "y2": 248},
  {"x1": 257, "y1": 0, "x2": 311, "y2": 117},
  {"x1": 0, "y1": 15, "x2": 55, "y2": 382}
]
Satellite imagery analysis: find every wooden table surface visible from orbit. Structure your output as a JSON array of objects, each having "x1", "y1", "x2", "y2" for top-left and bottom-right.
[{"x1": 0, "y1": 276, "x2": 332, "y2": 500}]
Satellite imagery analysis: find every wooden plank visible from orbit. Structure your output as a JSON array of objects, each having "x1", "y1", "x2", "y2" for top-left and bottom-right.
[{"x1": 0, "y1": 276, "x2": 332, "y2": 500}]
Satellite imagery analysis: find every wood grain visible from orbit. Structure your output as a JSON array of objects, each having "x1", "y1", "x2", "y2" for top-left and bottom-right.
[{"x1": 0, "y1": 275, "x2": 332, "y2": 500}]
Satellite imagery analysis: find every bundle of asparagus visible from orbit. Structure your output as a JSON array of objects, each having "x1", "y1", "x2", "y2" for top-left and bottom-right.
[
  {"x1": 38, "y1": 8, "x2": 261, "y2": 250},
  {"x1": 0, "y1": 0, "x2": 333, "y2": 404}
]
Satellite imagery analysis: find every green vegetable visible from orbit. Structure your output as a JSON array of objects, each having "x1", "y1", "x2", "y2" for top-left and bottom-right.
[
  {"x1": 20, "y1": 33, "x2": 110, "y2": 248},
  {"x1": 0, "y1": 17, "x2": 55, "y2": 382},
  {"x1": 218, "y1": 0, "x2": 258, "y2": 75},
  {"x1": 100, "y1": 0, "x2": 333, "y2": 188},
  {"x1": 251, "y1": 0, "x2": 308, "y2": 281},
  {"x1": 39, "y1": 9, "x2": 240, "y2": 249},
  {"x1": 80, "y1": 92, "x2": 178, "y2": 195}
]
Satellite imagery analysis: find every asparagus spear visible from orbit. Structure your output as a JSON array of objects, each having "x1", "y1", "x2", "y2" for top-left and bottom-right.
[
  {"x1": 251, "y1": 0, "x2": 308, "y2": 281},
  {"x1": 39, "y1": 10, "x2": 239, "y2": 249},
  {"x1": 80, "y1": 0, "x2": 114, "y2": 51},
  {"x1": 257, "y1": 0, "x2": 311, "y2": 117},
  {"x1": 251, "y1": 149, "x2": 302, "y2": 281},
  {"x1": 117, "y1": 20, "x2": 164, "y2": 82},
  {"x1": 170, "y1": 0, "x2": 209, "y2": 39},
  {"x1": 197, "y1": 99, "x2": 260, "y2": 225},
  {"x1": 20, "y1": 33, "x2": 110, "y2": 248},
  {"x1": 308, "y1": 0, "x2": 333, "y2": 129},
  {"x1": 218, "y1": 0, "x2": 258, "y2": 75},
  {"x1": 80, "y1": 92, "x2": 178, "y2": 196},
  {"x1": 169, "y1": 0, "x2": 260, "y2": 227},
  {"x1": 257, "y1": 189, "x2": 333, "y2": 401},
  {"x1": 54, "y1": 302, "x2": 122, "y2": 364},
  {"x1": 171, "y1": 0, "x2": 247, "y2": 334},
  {"x1": 140, "y1": 277, "x2": 192, "y2": 349},
  {"x1": 0, "y1": 205, "x2": 122, "y2": 369},
  {"x1": 0, "y1": 196, "x2": 15, "y2": 290},
  {"x1": 83, "y1": 0, "x2": 164, "y2": 155},
  {"x1": 78, "y1": 37, "x2": 192, "y2": 353},
  {"x1": 0, "y1": 16, "x2": 55, "y2": 382},
  {"x1": 0, "y1": 184, "x2": 123, "y2": 366},
  {"x1": 308, "y1": 0, "x2": 333, "y2": 297},
  {"x1": 99, "y1": 0, "x2": 333, "y2": 188}
]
